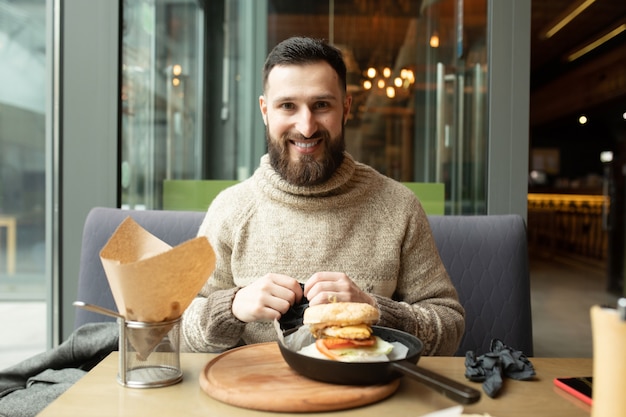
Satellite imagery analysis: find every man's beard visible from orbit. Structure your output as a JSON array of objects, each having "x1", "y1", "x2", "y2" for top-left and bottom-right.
[{"x1": 267, "y1": 126, "x2": 345, "y2": 186}]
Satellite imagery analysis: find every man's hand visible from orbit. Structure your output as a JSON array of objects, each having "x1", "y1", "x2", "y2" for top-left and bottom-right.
[
  {"x1": 303, "y1": 272, "x2": 375, "y2": 306},
  {"x1": 232, "y1": 273, "x2": 303, "y2": 323}
]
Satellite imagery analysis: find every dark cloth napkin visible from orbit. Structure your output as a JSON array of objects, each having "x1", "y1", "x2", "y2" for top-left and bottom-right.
[
  {"x1": 464, "y1": 339, "x2": 535, "y2": 398},
  {"x1": 278, "y1": 283, "x2": 309, "y2": 332}
]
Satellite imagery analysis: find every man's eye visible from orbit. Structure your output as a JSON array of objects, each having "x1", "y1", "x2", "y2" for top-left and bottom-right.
[
  {"x1": 280, "y1": 103, "x2": 295, "y2": 110},
  {"x1": 314, "y1": 102, "x2": 330, "y2": 109}
]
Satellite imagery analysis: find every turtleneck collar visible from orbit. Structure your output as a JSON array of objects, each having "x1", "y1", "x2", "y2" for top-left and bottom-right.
[
  {"x1": 258, "y1": 152, "x2": 356, "y2": 195},
  {"x1": 252, "y1": 152, "x2": 372, "y2": 209}
]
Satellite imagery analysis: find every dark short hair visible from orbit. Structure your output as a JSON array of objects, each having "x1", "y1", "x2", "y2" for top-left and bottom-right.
[{"x1": 262, "y1": 36, "x2": 347, "y2": 93}]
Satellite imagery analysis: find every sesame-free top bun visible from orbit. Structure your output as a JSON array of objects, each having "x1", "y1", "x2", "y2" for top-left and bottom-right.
[{"x1": 303, "y1": 302, "x2": 379, "y2": 327}]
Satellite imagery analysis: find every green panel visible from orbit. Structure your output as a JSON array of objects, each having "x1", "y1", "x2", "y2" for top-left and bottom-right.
[
  {"x1": 163, "y1": 180, "x2": 239, "y2": 211},
  {"x1": 402, "y1": 182, "x2": 445, "y2": 215},
  {"x1": 164, "y1": 180, "x2": 444, "y2": 215}
]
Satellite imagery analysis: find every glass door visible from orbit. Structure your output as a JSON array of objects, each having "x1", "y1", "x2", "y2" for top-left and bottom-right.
[
  {"x1": 263, "y1": 0, "x2": 488, "y2": 213},
  {"x1": 121, "y1": 0, "x2": 206, "y2": 209},
  {"x1": 422, "y1": 0, "x2": 487, "y2": 214}
]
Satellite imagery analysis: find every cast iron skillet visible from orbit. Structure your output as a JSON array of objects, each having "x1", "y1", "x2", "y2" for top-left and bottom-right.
[{"x1": 278, "y1": 326, "x2": 481, "y2": 405}]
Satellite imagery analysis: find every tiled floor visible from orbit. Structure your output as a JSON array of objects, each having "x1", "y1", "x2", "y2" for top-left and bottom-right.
[
  {"x1": 530, "y1": 254, "x2": 619, "y2": 357},
  {"x1": 0, "y1": 254, "x2": 622, "y2": 370}
]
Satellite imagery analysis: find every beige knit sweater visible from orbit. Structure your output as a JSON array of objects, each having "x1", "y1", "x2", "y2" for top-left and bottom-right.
[{"x1": 181, "y1": 153, "x2": 465, "y2": 355}]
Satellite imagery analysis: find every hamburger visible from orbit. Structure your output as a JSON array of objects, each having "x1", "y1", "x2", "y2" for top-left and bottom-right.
[{"x1": 300, "y1": 302, "x2": 394, "y2": 362}]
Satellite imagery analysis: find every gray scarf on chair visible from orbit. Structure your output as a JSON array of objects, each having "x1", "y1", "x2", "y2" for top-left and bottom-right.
[{"x1": 0, "y1": 322, "x2": 118, "y2": 417}]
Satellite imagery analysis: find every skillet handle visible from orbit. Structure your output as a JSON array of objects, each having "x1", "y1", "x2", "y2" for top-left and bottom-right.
[{"x1": 390, "y1": 361, "x2": 481, "y2": 404}]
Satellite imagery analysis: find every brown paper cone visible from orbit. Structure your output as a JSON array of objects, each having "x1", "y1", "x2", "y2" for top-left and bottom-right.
[
  {"x1": 126, "y1": 320, "x2": 177, "y2": 361},
  {"x1": 591, "y1": 305, "x2": 626, "y2": 417},
  {"x1": 99, "y1": 216, "x2": 215, "y2": 355}
]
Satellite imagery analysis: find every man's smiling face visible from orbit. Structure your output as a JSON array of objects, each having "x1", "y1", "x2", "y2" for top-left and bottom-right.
[{"x1": 259, "y1": 61, "x2": 352, "y2": 186}]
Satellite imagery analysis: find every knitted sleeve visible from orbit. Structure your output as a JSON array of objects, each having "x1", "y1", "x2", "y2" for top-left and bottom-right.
[
  {"x1": 373, "y1": 198, "x2": 465, "y2": 356},
  {"x1": 180, "y1": 286, "x2": 245, "y2": 352},
  {"x1": 180, "y1": 185, "x2": 252, "y2": 352}
]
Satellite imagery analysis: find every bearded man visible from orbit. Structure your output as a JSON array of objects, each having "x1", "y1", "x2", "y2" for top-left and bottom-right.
[{"x1": 181, "y1": 36, "x2": 464, "y2": 356}]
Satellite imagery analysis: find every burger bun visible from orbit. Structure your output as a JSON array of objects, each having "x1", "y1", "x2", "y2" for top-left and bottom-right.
[{"x1": 303, "y1": 302, "x2": 379, "y2": 327}]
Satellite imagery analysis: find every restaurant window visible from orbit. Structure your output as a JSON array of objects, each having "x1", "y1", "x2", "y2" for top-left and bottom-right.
[
  {"x1": 0, "y1": 1, "x2": 47, "y2": 296},
  {"x1": 0, "y1": 0, "x2": 47, "y2": 362},
  {"x1": 121, "y1": 0, "x2": 488, "y2": 214}
]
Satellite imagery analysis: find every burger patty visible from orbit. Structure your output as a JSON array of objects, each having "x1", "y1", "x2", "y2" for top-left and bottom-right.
[{"x1": 317, "y1": 324, "x2": 373, "y2": 340}]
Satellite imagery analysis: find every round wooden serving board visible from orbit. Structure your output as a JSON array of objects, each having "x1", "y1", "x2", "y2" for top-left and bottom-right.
[{"x1": 199, "y1": 342, "x2": 400, "y2": 412}]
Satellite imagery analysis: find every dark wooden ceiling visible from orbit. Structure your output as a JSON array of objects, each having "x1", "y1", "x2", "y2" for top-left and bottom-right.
[
  {"x1": 530, "y1": 0, "x2": 626, "y2": 128},
  {"x1": 268, "y1": 1, "x2": 626, "y2": 129}
]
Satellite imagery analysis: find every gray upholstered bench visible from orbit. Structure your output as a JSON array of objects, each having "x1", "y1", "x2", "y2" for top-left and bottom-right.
[{"x1": 74, "y1": 207, "x2": 533, "y2": 356}]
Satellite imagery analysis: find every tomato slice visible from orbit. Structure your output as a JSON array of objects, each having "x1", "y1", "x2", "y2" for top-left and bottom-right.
[
  {"x1": 315, "y1": 337, "x2": 376, "y2": 360},
  {"x1": 316, "y1": 339, "x2": 341, "y2": 360},
  {"x1": 322, "y1": 337, "x2": 376, "y2": 350}
]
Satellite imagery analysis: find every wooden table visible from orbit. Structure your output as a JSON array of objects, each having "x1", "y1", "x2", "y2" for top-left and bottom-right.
[{"x1": 37, "y1": 352, "x2": 592, "y2": 417}]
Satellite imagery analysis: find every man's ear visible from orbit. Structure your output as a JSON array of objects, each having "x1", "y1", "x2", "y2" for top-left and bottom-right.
[
  {"x1": 343, "y1": 95, "x2": 353, "y2": 125},
  {"x1": 259, "y1": 95, "x2": 268, "y2": 125}
]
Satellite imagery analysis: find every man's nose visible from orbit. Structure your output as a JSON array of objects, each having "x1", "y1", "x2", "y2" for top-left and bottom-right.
[{"x1": 295, "y1": 107, "x2": 317, "y2": 138}]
